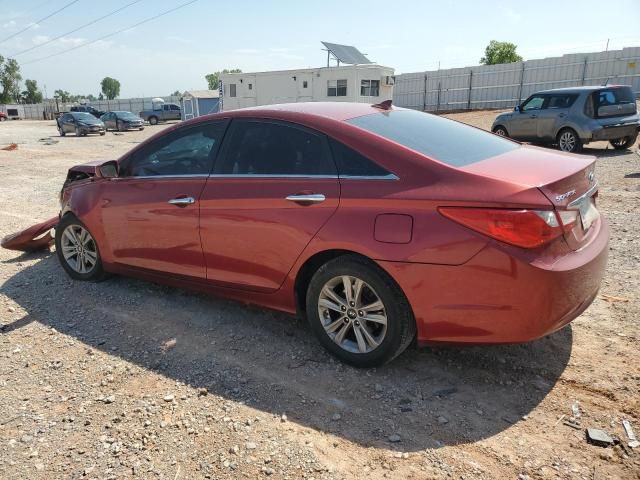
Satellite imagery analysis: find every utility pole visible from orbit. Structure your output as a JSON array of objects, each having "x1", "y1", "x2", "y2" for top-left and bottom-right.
[{"x1": 605, "y1": 38, "x2": 610, "y2": 51}]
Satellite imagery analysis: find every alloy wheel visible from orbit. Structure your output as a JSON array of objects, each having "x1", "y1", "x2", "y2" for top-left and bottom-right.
[
  {"x1": 559, "y1": 131, "x2": 576, "y2": 152},
  {"x1": 60, "y1": 224, "x2": 98, "y2": 274},
  {"x1": 317, "y1": 275, "x2": 387, "y2": 354}
]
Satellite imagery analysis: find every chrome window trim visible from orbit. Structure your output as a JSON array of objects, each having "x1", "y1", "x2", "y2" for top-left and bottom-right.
[
  {"x1": 117, "y1": 173, "x2": 400, "y2": 181},
  {"x1": 116, "y1": 174, "x2": 210, "y2": 180}
]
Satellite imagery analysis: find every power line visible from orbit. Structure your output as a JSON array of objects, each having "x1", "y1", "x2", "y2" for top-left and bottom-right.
[
  {"x1": 22, "y1": 0, "x2": 199, "y2": 65},
  {"x1": 11, "y1": 0, "x2": 144, "y2": 57},
  {"x1": 0, "y1": 0, "x2": 81, "y2": 45}
]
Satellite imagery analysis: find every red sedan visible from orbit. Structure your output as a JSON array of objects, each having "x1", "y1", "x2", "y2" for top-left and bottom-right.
[{"x1": 55, "y1": 102, "x2": 608, "y2": 367}]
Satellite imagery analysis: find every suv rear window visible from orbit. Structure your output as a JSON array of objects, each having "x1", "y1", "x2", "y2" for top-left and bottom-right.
[
  {"x1": 346, "y1": 110, "x2": 518, "y2": 167},
  {"x1": 592, "y1": 87, "x2": 637, "y2": 118}
]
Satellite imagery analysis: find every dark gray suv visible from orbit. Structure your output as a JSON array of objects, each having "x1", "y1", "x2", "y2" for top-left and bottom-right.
[{"x1": 492, "y1": 85, "x2": 639, "y2": 152}]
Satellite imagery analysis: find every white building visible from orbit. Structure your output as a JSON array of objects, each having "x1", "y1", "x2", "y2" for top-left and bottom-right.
[{"x1": 219, "y1": 42, "x2": 394, "y2": 110}]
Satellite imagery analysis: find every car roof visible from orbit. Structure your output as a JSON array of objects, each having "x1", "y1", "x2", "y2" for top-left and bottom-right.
[
  {"x1": 224, "y1": 102, "x2": 401, "y2": 122},
  {"x1": 534, "y1": 85, "x2": 632, "y2": 95}
]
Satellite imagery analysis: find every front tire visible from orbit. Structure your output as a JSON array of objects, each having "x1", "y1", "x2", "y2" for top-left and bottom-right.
[
  {"x1": 557, "y1": 128, "x2": 582, "y2": 153},
  {"x1": 610, "y1": 134, "x2": 637, "y2": 150},
  {"x1": 493, "y1": 126, "x2": 509, "y2": 137},
  {"x1": 58, "y1": 126, "x2": 65, "y2": 137},
  {"x1": 55, "y1": 215, "x2": 107, "y2": 282},
  {"x1": 306, "y1": 255, "x2": 416, "y2": 367},
  {"x1": 148, "y1": 116, "x2": 158, "y2": 125}
]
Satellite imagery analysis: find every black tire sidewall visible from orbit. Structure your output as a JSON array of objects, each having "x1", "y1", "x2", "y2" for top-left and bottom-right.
[
  {"x1": 493, "y1": 126, "x2": 508, "y2": 137},
  {"x1": 610, "y1": 135, "x2": 637, "y2": 150},
  {"x1": 306, "y1": 257, "x2": 414, "y2": 367},
  {"x1": 558, "y1": 128, "x2": 581, "y2": 153},
  {"x1": 55, "y1": 215, "x2": 105, "y2": 282}
]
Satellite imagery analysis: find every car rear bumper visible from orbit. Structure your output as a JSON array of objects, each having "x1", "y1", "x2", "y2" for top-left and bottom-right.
[
  {"x1": 591, "y1": 123, "x2": 639, "y2": 141},
  {"x1": 378, "y1": 217, "x2": 609, "y2": 344}
]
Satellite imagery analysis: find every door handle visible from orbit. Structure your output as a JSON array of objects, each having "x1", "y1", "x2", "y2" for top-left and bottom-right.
[
  {"x1": 285, "y1": 193, "x2": 326, "y2": 204},
  {"x1": 168, "y1": 196, "x2": 195, "y2": 207}
]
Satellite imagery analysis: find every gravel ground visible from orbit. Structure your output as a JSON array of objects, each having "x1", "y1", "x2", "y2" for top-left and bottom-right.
[{"x1": 0, "y1": 115, "x2": 639, "y2": 480}]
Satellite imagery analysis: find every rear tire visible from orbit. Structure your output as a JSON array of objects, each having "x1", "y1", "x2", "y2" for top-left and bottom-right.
[
  {"x1": 305, "y1": 255, "x2": 416, "y2": 368},
  {"x1": 117, "y1": 120, "x2": 125, "y2": 132},
  {"x1": 55, "y1": 215, "x2": 108, "y2": 282},
  {"x1": 58, "y1": 126, "x2": 65, "y2": 137},
  {"x1": 557, "y1": 128, "x2": 582, "y2": 153},
  {"x1": 493, "y1": 126, "x2": 509, "y2": 137},
  {"x1": 610, "y1": 134, "x2": 637, "y2": 150},
  {"x1": 148, "y1": 116, "x2": 158, "y2": 125}
]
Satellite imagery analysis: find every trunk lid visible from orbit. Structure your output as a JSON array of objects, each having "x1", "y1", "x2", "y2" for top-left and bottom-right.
[{"x1": 463, "y1": 145, "x2": 599, "y2": 250}]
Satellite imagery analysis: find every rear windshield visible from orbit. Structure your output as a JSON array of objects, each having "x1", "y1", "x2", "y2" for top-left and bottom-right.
[
  {"x1": 597, "y1": 87, "x2": 635, "y2": 106},
  {"x1": 346, "y1": 110, "x2": 518, "y2": 167}
]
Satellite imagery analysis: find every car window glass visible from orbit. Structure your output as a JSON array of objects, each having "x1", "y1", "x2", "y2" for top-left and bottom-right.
[
  {"x1": 170, "y1": 105, "x2": 180, "y2": 111},
  {"x1": 522, "y1": 96, "x2": 545, "y2": 111},
  {"x1": 122, "y1": 121, "x2": 228, "y2": 177},
  {"x1": 347, "y1": 110, "x2": 518, "y2": 168},
  {"x1": 547, "y1": 95, "x2": 576, "y2": 109},
  {"x1": 328, "y1": 139, "x2": 391, "y2": 177},
  {"x1": 215, "y1": 120, "x2": 336, "y2": 176}
]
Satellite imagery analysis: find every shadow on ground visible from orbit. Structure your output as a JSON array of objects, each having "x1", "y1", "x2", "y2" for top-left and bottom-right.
[{"x1": 0, "y1": 253, "x2": 572, "y2": 451}]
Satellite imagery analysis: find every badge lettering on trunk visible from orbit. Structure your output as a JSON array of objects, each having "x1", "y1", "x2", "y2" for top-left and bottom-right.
[{"x1": 555, "y1": 190, "x2": 576, "y2": 202}]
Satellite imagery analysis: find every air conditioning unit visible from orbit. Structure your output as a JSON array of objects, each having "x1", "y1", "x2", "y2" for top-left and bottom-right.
[{"x1": 383, "y1": 75, "x2": 395, "y2": 86}]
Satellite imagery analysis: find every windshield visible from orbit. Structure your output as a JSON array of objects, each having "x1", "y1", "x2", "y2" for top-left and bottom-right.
[
  {"x1": 71, "y1": 112, "x2": 96, "y2": 121},
  {"x1": 115, "y1": 111, "x2": 140, "y2": 120},
  {"x1": 347, "y1": 110, "x2": 519, "y2": 167}
]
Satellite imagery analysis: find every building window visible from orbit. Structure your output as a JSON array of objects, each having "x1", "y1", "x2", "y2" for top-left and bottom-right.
[
  {"x1": 303, "y1": 80, "x2": 308, "y2": 88},
  {"x1": 248, "y1": 84, "x2": 252, "y2": 90},
  {"x1": 327, "y1": 79, "x2": 347, "y2": 97},
  {"x1": 361, "y1": 79, "x2": 380, "y2": 97},
  {"x1": 229, "y1": 84, "x2": 237, "y2": 97}
]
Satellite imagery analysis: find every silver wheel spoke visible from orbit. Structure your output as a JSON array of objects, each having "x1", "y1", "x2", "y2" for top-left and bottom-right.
[
  {"x1": 63, "y1": 228, "x2": 78, "y2": 246},
  {"x1": 84, "y1": 250, "x2": 97, "y2": 266},
  {"x1": 353, "y1": 278, "x2": 364, "y2": 307},
  {"x1": 353, "y1": 325, "x2": 367, "y2": 353},
  {"x1": 61, "y1": 224, "x2": 97, "y2": 274},
  {"x1": 334, "y1": 321, "x2": 351, "y2": 345},
  {"x1": 322, "y1": 286, "x2": 347, "y2": 308},
  {"x1": 319, "y1": 298, "x2": 343, "y2": 313},
  {"x1": 324, "y1": 316, "x2": 346, "y2": 334},
  {"x1": 342, "y1": 276, "x2": 353, "y2": 304},
  {"x1": 364, "y1": 313, "x2": 387, "y2": 325},
  {"x1": 361, "y1": 299, "x2": 383, "y2": 313},
  {"x1": 360, "y1": 324, "x2": 380, "y2": 349}
]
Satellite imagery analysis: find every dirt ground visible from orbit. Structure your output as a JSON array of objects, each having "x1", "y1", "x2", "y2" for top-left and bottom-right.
[{"x1": 0, "y1": 113, "x2": 638, "y2": 480}]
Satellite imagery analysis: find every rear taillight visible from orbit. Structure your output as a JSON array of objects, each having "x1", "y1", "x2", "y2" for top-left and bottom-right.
[{"x1": 439, "y1": 207, "x2": 574, "y2": 249}]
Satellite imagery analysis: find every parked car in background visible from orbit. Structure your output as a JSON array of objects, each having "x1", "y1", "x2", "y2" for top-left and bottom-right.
[
  {"x1": 101, "y1": 111, "x2": 144, "y2": 131},
  {"x1": 0, "y1": 111, "x2": 7, "y2": 122},
  {"x1": 139, "y1": 103, "x2": 181, "y2": 125},
  {"x1": 492, "y1": 85, "x2": 639, "y2": 153},
  {"x1": 55, "y1": 102, "x2": 608, "y2": 367},
  {"x1": 70, "y1": 105, "x2": 105, "y2": 119},
  {"x1": 57, "y1": 112, "x2": 106, "y2": 136}
]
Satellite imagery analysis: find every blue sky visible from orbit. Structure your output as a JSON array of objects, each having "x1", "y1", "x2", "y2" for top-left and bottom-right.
[{"x1": 1, "y1": 0, "x2": 639, "y2": 98}]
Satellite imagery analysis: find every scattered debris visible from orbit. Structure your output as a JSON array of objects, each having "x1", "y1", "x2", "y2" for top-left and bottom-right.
[
  {"x1": 38, "y1": 137, "x2": 59, "y2": 145},
  {"x1": 571, "y1": 401, "x2": 581, "y2": 418},
  {"x1": 563, "y1": 419, "x2": 581, "y2": 430},
  {"x1": 623, "y1": 419, "x2": 639, "y2": 448},
  {"x1": 1, "y1": 143, "x2": 17, "y2": 151},
  {"x1": 600, "y1": 294, "x2": 630, "y2": 303},
  {"x1": 388, "y1": 434, "x2": 401, "y2": 443},
  {"x1": 586, "y1": 428, "x2": 614, "y2": 447}
]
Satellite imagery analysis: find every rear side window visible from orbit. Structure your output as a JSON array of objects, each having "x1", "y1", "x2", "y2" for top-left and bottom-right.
[
  {"x1": 347, "y1": 110, "x2": 519, "y2": 167},
  {"x1": 597, "y1": 87, "x2": 634, "y2": 106},
  {"x1": 547, "y1": 94, "x2": 577, "y2": 109},
  {"x1": 215, "y1": 120, "x2": 336, "y2": 176},
  {"x1": 329, "y1": 139, "x2": 391, "y2": 177}
]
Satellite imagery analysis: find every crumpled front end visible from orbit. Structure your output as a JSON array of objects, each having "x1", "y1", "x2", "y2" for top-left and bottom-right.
[{"x1": 1, "y1": 216, "x2": 58, "y2": 252}]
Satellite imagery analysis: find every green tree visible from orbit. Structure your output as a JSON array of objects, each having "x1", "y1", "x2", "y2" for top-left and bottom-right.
[
  {"x1": 205, "y1": 68, "x2": 242, "y2": 90},
  {"x1": 21, "y1": 79, "x2": 43, "y2": 104},
  {"x1": 98, "y1": 93, "x2": 104, "y2": 100},
  {"x1": 0, "y1": 56, "x2": 22, "y2": 103},
  {"x1": 480, "y1": 40, "x2": 523, "y2": 65},
  {"x1": 100, "y1": 77, "x2": 121, "y2": 100},
  {"x1": 85, "y1": 94, "x2": 97, "y2": 102},
  {"x1": 170, "y1": 90, "x2": 182, "y2": 96},
  {"x1": 54, "y1": 89, "x2": 72, "y2": 102}
]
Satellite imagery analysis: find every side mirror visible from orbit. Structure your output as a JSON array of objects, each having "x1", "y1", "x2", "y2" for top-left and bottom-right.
[
  {"x1": 97, "y1": 160, "x2": 119, "y2": 178},
  {"x1": 514, "y1": 105, "x2": 522, "y2": 112}
]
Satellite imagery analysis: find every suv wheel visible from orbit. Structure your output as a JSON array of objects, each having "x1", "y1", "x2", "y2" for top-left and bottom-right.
[
  {"x1": 58, "y1": 126, "x2": 65, "y2": 137},
  {"x1": 148, "y1": 116, "x2": 158, "y2": 125},
  {"x1": 557, "y1": 128, "x2": 582, "y2": 153},
  {"x1": 493, "y1": 126, "x2": 509, "y2": 137},
  {"x1": 610, "y1": 134, "x2": 637, "y2": 150},
  {"x1": 306, "y1": 255, "x2": 416, "y2": 367}
]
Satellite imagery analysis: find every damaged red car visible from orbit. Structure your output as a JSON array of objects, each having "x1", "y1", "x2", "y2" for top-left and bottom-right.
[{"x1": 48, "y1": 102, "x2": 607, "y2": 367}]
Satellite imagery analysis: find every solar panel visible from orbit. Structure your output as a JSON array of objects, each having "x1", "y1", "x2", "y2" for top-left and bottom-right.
[{"x1": 321, "y1": 41, "x2": 372, "y2": 65}]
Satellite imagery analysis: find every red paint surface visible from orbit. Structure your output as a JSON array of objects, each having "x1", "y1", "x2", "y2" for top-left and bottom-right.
[{"x1": 55, "y1": 102, "x2": 609, "y2": 345}]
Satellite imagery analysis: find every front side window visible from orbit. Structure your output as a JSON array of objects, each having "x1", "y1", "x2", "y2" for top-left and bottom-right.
[
  {"x1": 328, "y1": 79, "x2": 347, "y2": 97},
  {"x1": 170, "y1": 104, "x2": 180, "y2": 111},
  {"x1": 229, "y1": 84, "x2": 237, "y2": 97},
  {"x1": 215, "y1": 120, "x2": 336, "y2": 176},
  {"x1": 121, "y1": 121, "x2": 228, "y2": 177},
  {"x1": 360, "y1": 80, "x2": 380, "y2": 97},
  {"x1": 347, "y1": 110, "x2": 519, "y2": 168},
  {"x1": 522, "y1": 95, "x2": 545, "y2": 111}
]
